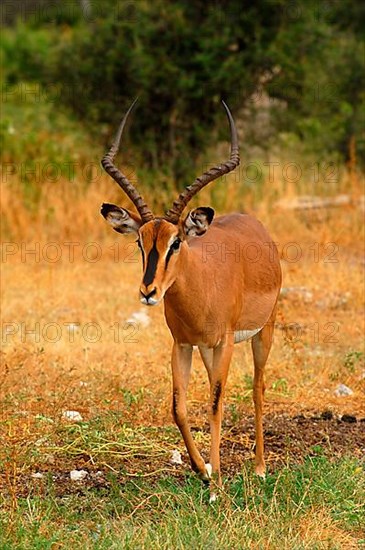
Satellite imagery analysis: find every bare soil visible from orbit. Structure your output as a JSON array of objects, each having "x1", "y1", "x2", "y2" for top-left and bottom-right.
[
  {"x1": 221, "y1": 411, "x2": 365, "y2": 476},
  {"x1": 10, "y1": 411, "x2": 364, "y2": 499}
]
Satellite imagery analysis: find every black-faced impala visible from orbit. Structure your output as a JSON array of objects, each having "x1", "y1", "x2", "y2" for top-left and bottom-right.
[{"x1": 100, "y1": 99, "x2": 282, "y2": 502}]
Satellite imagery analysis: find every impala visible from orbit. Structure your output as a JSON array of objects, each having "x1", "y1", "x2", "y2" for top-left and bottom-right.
[{"x1": 100, "y1": 99, "x2": 282, "y2": 501}]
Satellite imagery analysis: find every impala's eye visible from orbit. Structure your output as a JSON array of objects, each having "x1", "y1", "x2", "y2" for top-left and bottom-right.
[{"x1": 171, "y1": 238, "x2": 181, "y2": 251}]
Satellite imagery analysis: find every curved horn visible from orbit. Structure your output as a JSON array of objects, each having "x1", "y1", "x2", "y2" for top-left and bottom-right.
[
  {"x1": 101, "y1": 98, "x2": 154, "y2": 223},
  {"x1": 164, "y1": 100, "x2": 240, "y2": 224}
]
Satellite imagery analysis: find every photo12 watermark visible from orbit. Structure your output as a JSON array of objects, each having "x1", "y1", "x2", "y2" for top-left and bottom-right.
[
  {"x1": 1, "y1": 240, "x2": 340, "y2": 265},
  {"x1": 1, "y1": 321, "x2": 139, "y2": 345}
]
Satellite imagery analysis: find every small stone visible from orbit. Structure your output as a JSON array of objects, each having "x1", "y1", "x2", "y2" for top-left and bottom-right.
[
  {"x1": 170, "y1": 449, "x2": 183, "y2": 465},
  {"x1": 125, "y1": 309, "x2": 150, "y2": 327},
  {"x1": 70, "y1": 469, "x2": 88, "y2": 481},
  {"x1": 321, "y1": 410, "x2": 333, "y2": 420},
  {"x1": 341, "y1": 414, "x2": 357, "y2": 423},
  {"x1": 280, "y1": 286, "x2": 313, "y2": 303},
  {"x1": 62, "y1": 410, "x2": 83, "y2": 422},
  {"x1": 31, "y1": 472, "x2": 44, "y2": 479},
  {"x1": 334, "y1": 384, "x2": 354, "y2": 396}
]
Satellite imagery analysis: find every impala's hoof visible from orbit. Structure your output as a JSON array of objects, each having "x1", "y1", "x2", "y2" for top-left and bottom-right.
[
  {"x1": 255, "y1": 466, "x2": 266, "y2": 480},
  {"x1": 205, "y1": 463, "x2": 212, "y2": 478},
  {"x1": 209, "y1": 492, "x2": 217, "y2": 504},
  {"x1": 201, "y1": 462, "x2": 212, "y2": 482}
]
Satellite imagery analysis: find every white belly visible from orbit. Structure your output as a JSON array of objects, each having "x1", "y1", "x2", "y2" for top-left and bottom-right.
[{"x1": 234, "y1": 327, "x2": 262, "y2": 343}]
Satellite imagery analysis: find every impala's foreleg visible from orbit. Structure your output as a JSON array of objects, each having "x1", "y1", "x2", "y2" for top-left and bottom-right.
[
  {"x1": 251, "y1": 309, "x2": 276, "y2": 478},
  {"x1": 200, "y1": 337, "x2": 234, "y2": 499},
  {"x1": 171, "y1": 342, "x2": 208, "y2": 479}
]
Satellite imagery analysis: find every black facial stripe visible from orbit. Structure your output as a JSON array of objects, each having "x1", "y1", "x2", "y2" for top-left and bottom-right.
[
  {"x1": 143, "y1": 242, "x2": 159, "y2": 286},
  {"x1": 137, "y1": 240, "x2": 145, "y2": 269},
  {"x1": 165, "y1": 247, "x2": 174, "y2": 270},
  {"x1": 165, "y1": 238, "x2": 180, "y2": 270}
]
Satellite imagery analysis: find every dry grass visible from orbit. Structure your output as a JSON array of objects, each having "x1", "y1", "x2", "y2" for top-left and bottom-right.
[
  {"x1": 1, "y1": 168, "x2": 364, "y2": 550},
  {"x1": 1, "y1": 169, "x2": 364, "y2": 423}
]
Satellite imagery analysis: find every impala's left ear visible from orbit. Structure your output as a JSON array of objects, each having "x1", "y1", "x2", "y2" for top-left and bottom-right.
[{"x1": 183, "y1": 207, "x2": 215, "y2": 237}]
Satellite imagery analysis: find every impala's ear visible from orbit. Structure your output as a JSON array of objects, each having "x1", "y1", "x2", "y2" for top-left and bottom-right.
[
  {"x1": 183, "y1": 207, "x2": 215, "y2": 237},
  {"x1": 100, "y1": 203, "x2": 142, "y2": 234}
]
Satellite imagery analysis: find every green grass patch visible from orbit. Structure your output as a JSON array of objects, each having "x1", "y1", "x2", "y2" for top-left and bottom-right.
[{"x1": 1, "y1": 457, "x2": 363, "y2": 549}]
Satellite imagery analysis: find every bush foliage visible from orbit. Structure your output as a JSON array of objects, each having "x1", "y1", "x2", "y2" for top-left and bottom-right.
[{"x1": 2, "y1": 0, "x2": 364, "y2": 185}]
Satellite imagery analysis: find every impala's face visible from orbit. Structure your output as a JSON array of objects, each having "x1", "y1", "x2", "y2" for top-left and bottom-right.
[
  {"x1": 137, "y1": 219, "x2": 182, "y2": 305},
  {"x1": 101, "y1": 203, "x2": 214, "y2": 306}
]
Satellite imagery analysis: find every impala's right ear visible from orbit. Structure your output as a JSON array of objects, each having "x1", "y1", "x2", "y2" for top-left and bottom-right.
[{"x1": 100, "y1": 203, "x2": 142, "y2": 235}]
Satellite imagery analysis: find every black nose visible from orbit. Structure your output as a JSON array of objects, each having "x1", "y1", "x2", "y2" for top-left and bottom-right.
[{"x1": 140, "y1": 288, "x2": 157, "y2": 300}]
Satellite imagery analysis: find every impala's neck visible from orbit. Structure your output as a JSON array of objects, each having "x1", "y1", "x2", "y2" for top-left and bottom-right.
[
  {"x1": 165, "y1": 242, "x2": 204, "y2": 304},
  {"x1": 163, "y1": 242, "x2": 215, "y2": 344}
]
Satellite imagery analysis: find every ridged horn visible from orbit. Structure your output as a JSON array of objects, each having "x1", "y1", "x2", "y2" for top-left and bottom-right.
[
  {"x1": 101, "y1": 98, "x2": 154, "y2": 223},
  {"x1": 164, "y1": 100, "x2": 240, "y2": 224}
]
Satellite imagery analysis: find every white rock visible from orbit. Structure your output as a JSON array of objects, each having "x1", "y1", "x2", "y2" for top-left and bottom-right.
[
  {"x1": 126, "y1": 309, "x2": 150, "y2": 327},
  {"x1": 31, "y1": 472, "x2": 44, "y2": 479},
  {"x1": 170, "y1": 449, "x2": 183, "y2": 465},
  {"x1": 62, "y1": 410, "x2": 83, "y2": 422},
  {"x1": 334, "y1": 384, "x2": 354, "y2": 397},
  {"x1": 70, "y1": 469, "x2": 88, "y2": 481},
  {"x1": 280, "y1": 286, "x2": 313, "y2": 303}
]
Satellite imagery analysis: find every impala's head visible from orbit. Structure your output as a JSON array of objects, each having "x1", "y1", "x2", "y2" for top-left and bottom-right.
[
  {"x1": 100, "y1": 98, "x2": 239, "y2": 306},
  {"x1": 101, "y1": 204, "x2": 215, "y2": 305}
]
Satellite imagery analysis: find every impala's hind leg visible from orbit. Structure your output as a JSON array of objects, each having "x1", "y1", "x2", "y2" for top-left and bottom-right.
[{"x1": 251, "y1": 309, "x2": 277, "y2": 478}]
